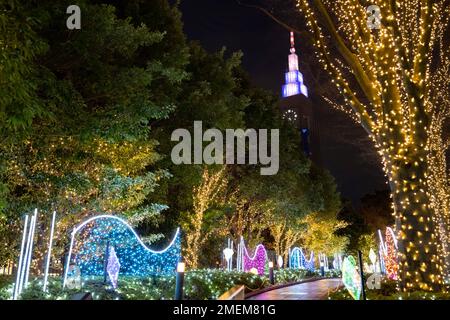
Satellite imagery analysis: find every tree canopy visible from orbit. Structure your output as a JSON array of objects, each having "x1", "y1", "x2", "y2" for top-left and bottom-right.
[{"x1": 0, "y1": 0, "x2": 346, "y2": 272}]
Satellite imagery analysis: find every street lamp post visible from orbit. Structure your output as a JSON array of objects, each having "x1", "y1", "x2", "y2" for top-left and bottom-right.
[
  {"x1": 175, "y1": 262, "x2": 185, "y2": 300},
  {"x1": 357, "y1": 250, "x2": 367, "y2": 300},
  {"x1": 268, "y1": 261, "x2": 275, "y2": 285}
]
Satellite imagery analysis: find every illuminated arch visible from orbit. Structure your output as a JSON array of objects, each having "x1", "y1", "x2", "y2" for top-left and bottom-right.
[
  {"x1": 63, "y1": 215, "x2": 180, "y2": 287},
  {"x1": 289, "y1": 247, "x2": 315, "y2": 271},
  {"x1": 239, "y1": 238, "x2": 268, "y2": 275}
]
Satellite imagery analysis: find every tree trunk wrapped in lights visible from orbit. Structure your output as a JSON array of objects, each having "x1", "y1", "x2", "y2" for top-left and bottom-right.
[
  {"x1": 182, "y1": 166, "x2": 228, "y2": 269},
  {"x1": 270, "y1": 218, "x2": 302, "y2": 266},
  {"x1": 295, "y1": 0, "x2": 449, "y2": 291}
]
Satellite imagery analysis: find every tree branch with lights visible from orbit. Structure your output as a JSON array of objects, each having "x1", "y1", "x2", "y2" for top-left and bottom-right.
[{"x1": 182, "y1": 167, "x2": 228, "y2": 269}]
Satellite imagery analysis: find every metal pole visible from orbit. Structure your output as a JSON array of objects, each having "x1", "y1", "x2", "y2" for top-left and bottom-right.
[
  {"x1": 357, "y1": 250, "x2": 367, "y2": 300},
  {"x1": 318, "y1": 253, "x2": 325, "y2": 276},
  {"x1": 43, "y1": 211, "x2": 56, "y2": 292},
  {"x1": 268, "y1": 261, "x2": 275, "y2": 285},
  {"x1": 175, "y1": 262, "x2": 185, "y2": 300}
]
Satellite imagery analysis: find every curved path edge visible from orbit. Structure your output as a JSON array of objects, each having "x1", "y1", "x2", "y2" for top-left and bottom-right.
[
  {"x1": 246, "y1": 278, "x2": 342, "y2": 300},
  {"x1": 245, "y1": 277, "x2": 328, "y2": 299}
]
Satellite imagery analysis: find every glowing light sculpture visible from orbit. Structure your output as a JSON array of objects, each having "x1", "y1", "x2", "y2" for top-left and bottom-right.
[
  {"x1": 277, "y1": 255, "x2": 283, "y2": 269},
  {"x1": 378, "y1": 229, "x2": 387, "y2": 274},
  {"x1": 384, "y1": 227, "x2": 399, "y2": 280},
  {"x1": 378, "y1": 227, "x2": 398, "y2": 279},
  {"x1": 107, "y1": 247, "x2": 120, "y2": 289},
  {"x1": 289, "y1": 247, "x2": 315, "y2": 271},
  {"x1": 43, "y1": 211, "x2": 56, "y2": 292},
  {"x1": 223, "y1": 238, "x2": 234, "y2": 271},
  {"x1": 319, "y1": 253, "x2": 329, "y2": 272},
  {"x1": 332, "y1": 253, "x2": 343, "y2": 270},
  {"x1": 13, "y1": 215, "x2": 29, "y2": 300},
  {"x1": 238, "y1": 237, "x2": 268, "y2": 275},
  {"x1": 13, "y1": 209, "x2": 38, "y2": 299},
  {"x1": 23, "y1": 209, "x2": 37, "y2": 288},
  {"x1": 63, "y1": 215, "x2": 180, "y2": 287},
  {"x1": 369, "y1": 248, "x2": 378, "y2": 273},
  {"x1": 66, "y1": 265, "x2": 81, "y2": 290},
  {"x1": 342, "y1": 255, "x2": 362, "y2": 300}
]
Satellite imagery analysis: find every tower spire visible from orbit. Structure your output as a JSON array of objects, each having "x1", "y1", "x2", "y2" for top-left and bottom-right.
[{"x1": 290, "y1": 31, "x2": 296, "y2": 53}]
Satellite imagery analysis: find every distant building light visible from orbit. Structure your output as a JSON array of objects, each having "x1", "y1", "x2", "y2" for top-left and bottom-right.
[
  {"x1": 300, "y1": 84, "x2": 308, "y2": 97},
  {"x1": 288, "y1": 53, "x2": 299, "y2": 71},
  {"x1": 285, "y1": 71, "x2": 304, "y2": 84},
  {"x1": 281, "y1": 32, "x2": 308, "y2": 98},
  {"x1": 282, "y1": 83, "x2": 300, "y2": 97}
]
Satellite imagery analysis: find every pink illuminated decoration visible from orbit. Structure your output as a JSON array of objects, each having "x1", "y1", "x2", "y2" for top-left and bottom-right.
[
  {"x1": 383, "y1": 227, "x2": 398, "y2": 280},
  {"x1": 282, "y1": 31, "x2": 308, "y2": 98},
  {"x1": 378, "y1": 227, "x2": 398, "y2": 279},
  {"x1": 238, "y1": 237, "x2": 268, "y2": 275}
]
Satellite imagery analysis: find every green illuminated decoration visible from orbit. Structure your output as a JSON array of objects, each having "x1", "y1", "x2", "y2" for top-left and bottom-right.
[{"x1": 342, "y1": 255, "x2": 362, "y2": 300}]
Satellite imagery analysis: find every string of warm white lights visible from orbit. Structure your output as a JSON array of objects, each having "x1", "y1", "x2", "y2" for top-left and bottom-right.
[{"x1": 296, "y1": 0, "x2": 449, "y2": 291}]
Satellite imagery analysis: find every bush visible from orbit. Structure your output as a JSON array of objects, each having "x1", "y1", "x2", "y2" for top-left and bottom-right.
[
  {"x1": 0, "y1": 270, "x2": 269, "y2": 300},
  {"x1": 328, "y1": 277, "x2": 450, "y2": 300},
  {"x1": 274, "y1": 269, "x2": 313, "y2": 283},
  {"x1": 0, "y1": 267, "x2": 323, "y2": 300},
  {"x1": 324, "y1": 269, "x2": 342, "y2": 278},
  {"x1": 0, "y1": 275, "x2": 13, "y2": 290},
  {"x1": 184, "y1": 269, "x2": 268, "y2": 299}
]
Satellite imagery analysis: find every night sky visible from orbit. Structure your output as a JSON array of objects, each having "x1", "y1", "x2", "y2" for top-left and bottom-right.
[{"x1": 179, "y1": 0, "x2": 387, "y2": 204}]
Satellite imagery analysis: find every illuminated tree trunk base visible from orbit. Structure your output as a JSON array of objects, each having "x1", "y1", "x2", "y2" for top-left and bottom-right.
[{"x1": 391, "y1": 162, "x2": 444, "y2": 292}]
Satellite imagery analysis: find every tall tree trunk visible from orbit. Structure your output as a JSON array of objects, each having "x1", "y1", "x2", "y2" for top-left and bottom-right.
[{"x1": 390, "y1": 150, "x2": 443, "y2": 291}]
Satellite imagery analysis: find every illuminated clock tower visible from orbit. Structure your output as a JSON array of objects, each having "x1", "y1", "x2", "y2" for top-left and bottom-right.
[{"x1": 280, "y1": 32, "x2": 320, "y2": 163}]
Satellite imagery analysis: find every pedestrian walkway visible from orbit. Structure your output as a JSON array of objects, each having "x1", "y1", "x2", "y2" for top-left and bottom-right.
[{"x1": 247, "y1": 278, "x2": 342, "y2": 300}]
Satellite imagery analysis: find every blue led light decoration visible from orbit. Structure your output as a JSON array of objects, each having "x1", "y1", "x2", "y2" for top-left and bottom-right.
[
  {"x1": 281, "y1": 32, "x2": 308, "y2": 98},
  {"x1": 63, "y1": 215, "x2": 180, "y2": 287},
  {"x1": 289, "y1": 247, "x2": 315, "y2": 271}
]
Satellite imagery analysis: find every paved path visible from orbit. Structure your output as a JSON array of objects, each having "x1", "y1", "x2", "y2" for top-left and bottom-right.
[{"x1": 247, "y1": 278, "x2": 342, "y2": 300}]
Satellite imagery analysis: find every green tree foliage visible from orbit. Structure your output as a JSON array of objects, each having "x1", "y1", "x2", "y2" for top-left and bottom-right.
[
  {"x1": 300, "y1": 212, "x2": 349, "y2": 256},
  {"x1": 338, "y1": 191, "x2": 394, "y2": 255},
  {"x1": 149, "y1": 43, "x2": 248, "y2": 232},
  {"x1": 0, "y1": 0, "x2": 188, "y2": 267},
  {"x1": 0, "y1": 0, "x2": 345, "y2": 273},
  {"x1": 359, "y1": 190, "x2": 394, "y2": 232}
]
